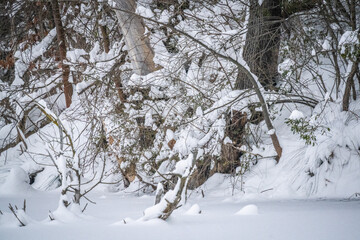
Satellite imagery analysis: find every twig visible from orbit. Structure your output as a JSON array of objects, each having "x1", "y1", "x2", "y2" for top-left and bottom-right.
[
  {"x1": 23, "y1": 199, "x2": 26, "y2": 212},
  {"x1": 8, "y1": 204, "x2": 26, "y2": 227},
  {"x1": 83, "y1": 195, "x2": 97, "y2": 205},
  {"x1": 48, "y1": 210, "x2": 55, "y2": 221},
  {"x1": 348, "y1": 192, "x2": 360, "y2": 200},
  {"x1": 260, "y1": 188, "x2": 273, "y2": 193},
  {"x1": 82, "y1": 203, "x2": 88, "y2": 213}
]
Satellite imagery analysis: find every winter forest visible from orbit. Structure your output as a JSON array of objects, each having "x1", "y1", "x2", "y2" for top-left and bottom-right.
[{"x1": 0, "y1": 0, "x2": 359, "y2": 239}]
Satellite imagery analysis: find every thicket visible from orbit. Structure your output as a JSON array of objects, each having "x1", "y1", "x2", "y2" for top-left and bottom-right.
[{"x1": 0, "y1": 0, "x2": 359, "y2": 221}]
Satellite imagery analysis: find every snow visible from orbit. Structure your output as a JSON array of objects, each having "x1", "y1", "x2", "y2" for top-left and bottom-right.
[
  {"x1": 141, "y1": 179, "x2": 180, "y2": 220},
  {"x1": 339, "y1": 31, "x2": 359, "y2": 46},
  {"x1": 137, "y1": 5, "x2": 155, "y2": 19},
  {"x1": 278, "y1": 58, "x2": 295, "y2": 77},
  {"x1": 235, "y1": 204, "x2": 258, "y2": 215},
  {"x1": 13, "y1": 28, "x2": 57, "y2": 86},
  {"x1": 289, "y1": 110, "x2": 304, "y2": 120},
  {"x1": 0, "y1": 167, "x2": 34, "y2": 195},
  {"x1": 66, "y1": 49, "x2": 87, "y2": 63},
  {"x1": 0, "y1": 190, "x2": 359, "y2": 240},
  {"x1": 184, "y1": 204, "x2": 201, "y2": 215},
  {"x1": 322, "y1": 37, "x2": 332, "y2": 51},
  {"x1": 223, "y1": 136, "x2": 232, "y2": 144},
  {"x1": 173, "y1": 153, "x2": 194, "y2": 176},
  {"x1": 2, "y1": 1, "x2": 360, "y2": 239},
  {"x1": 267, "y1": 129, "x2": 275, "y2": 135},
  {"x1": 339, "y1": 31, "x2": 359, "y2": 56},
  {"x1": 0, "y1": 124, "x2": 17, "y2": 147},
  {"x1": 195, "y1": 106, "x2": 203, "y2": 117},
  {"x1": 165, "y1": 129, "x2": 175, "y2": 142}
]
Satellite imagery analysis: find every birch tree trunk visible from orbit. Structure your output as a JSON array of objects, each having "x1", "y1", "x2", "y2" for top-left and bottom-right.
[{"x1": 114, "y1": 0, "x2": 156, "y2": 75}]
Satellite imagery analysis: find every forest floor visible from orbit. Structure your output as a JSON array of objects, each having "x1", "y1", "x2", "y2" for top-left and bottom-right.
[{"x1": 1, "y1": 187, "x2": 359, "y2": 240}]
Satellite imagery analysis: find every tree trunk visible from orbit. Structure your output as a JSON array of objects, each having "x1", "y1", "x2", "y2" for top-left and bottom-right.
[
  {"x1": 100, "y1": 25, "x2": 110, "y2": 53},
  {"x1": 343, "y1": 61, "x2": 359, "y2": 111},
  {"x1": 237, "y1": 0, "x2": 318, "y2": 90},
  {"x1": 219, "y1": 111, "x2": 247, "y2": 173},
  {"x1": 51, "y1": 0, "x2": 73, "y2": 108},
  {"x1": 114, "y1": 0, "x2": 156, "y2": 75},
  {"x1": 237, "y1": 0, "x2": 282, "y2": 90},
  {"x1": 235, "y1": 0, "x2": 283, "y2": 160},
  {"x1": 342, "y1": 0, "x2": 359, "y2": 111},
  {"x1": 99, "y1": 2, "x2": 110, "y2": 54}
]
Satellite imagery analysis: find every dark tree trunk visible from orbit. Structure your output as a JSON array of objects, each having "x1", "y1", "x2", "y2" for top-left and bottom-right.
[
  {"x1": 342, "y1": 0, "x2": 359, "y2": 111},
  {"x1": 237, "y1": 0, "x2": 318, "y2": 90},
  {"x1": 237, "y1": 0, "x2": 282, "y2": 90},
  {"x1": 187, "y1": 154, "x2": 214, "y2": 189},
  {"x1": 51, "y1": 0, "x2": 73, "y2": 108},
  {"x1": 343, "y1": 61, "x2": 359, "y2": 111},
  {"x1": 219, "y1": 111, "x2": 248, "y2": 172},
  {"x1": 100, "y1": 24, "x2": 110, "y2": 53}
]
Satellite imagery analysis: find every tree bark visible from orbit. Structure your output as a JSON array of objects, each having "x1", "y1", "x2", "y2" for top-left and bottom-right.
[
  {"x1": 114, "y1": 0, "x2": 156, "y2": 75},
  {"x1": 51, "y1": 0, "x2": 73, "y2": 108},
  {"x1": 342, "y1": 61, "x2": 359, "y2": 111},
  {"x1": 219, "y1": 111, "x2": 247, "y2": 173},
  {"x1": 342, "y1": 0, "x2": 359, "y2": 111},
  {"x1": 237, "y1": 0, "x2": 318, "y2": 90},
  {"x1": 100, "y1": 24, "x2": 110, "y2": 53},
  {"x1": 238, "y1": 0, "x2": 282, "y2": 90}
]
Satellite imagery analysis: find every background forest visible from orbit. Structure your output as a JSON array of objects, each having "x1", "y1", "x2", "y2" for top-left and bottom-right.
[{"x1": 0, "y1": 0, "x2": 359, "y2": 233}]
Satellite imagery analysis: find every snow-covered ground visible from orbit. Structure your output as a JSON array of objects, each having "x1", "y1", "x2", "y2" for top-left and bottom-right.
[{"x1": 1, "y1": 188, "x2": 359, "y2": 240}]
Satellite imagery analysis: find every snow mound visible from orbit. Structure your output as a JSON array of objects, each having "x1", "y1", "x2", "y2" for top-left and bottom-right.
[
  {"x1": 185, "y1": 204, "x2": 201, "y2": 215},
  {"x1": 0, "y1": 167, "x2": 33, "y2": 195},
  {"x1": 289, "y1": 110, "x2": 304, "y2": 120},
  {"x1": 51, "y1": 204, "x2": 85, "y2": 223},
  {"x1": 235, "y1": 204, "x2": 258, "y2": 215}
]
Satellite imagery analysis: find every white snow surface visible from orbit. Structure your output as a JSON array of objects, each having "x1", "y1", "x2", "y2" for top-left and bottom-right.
[
  {"x1": 289, "y1": 110, "x2": 304, "y2": 120},
  {"x1": 235, "y1": 204, "x2": 258, "y2": 215},
  {"x1": 184, "y1": 204, "x2": 201, "y2": 215},
  {"x1": 0, "y1": 189, "x2": 359, "y2": 239},
  {"x1": 0, "y1": 167, "x2": 34, "y2": 195}
]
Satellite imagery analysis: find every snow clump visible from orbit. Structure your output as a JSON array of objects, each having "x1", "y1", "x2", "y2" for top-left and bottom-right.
[{"x1": 235, "y1": 204, "x2": 259, "y2": 215}]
